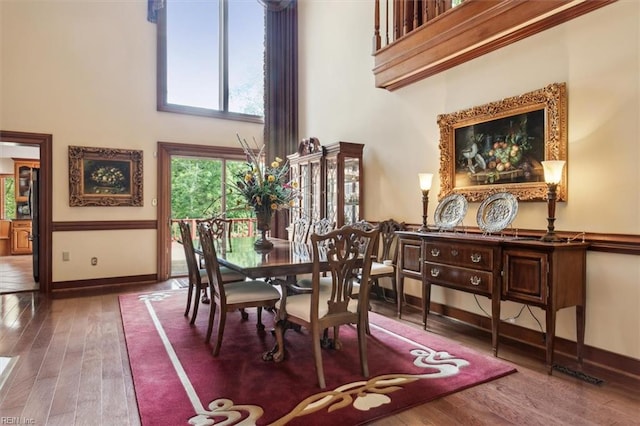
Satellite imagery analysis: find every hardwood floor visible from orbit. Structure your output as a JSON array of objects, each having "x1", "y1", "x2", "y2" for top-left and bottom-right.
[
  {"x1": 0, "y1": 282, "x2": 638, "y2": 425},
  {"x1": 0, "y1": 255, "x2": 38, "y2": 294}
]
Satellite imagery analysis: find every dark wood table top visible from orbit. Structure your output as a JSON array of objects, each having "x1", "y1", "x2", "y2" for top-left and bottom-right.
[{"x1": 216, "y1": 236, "x2": 323, "y2": 279}]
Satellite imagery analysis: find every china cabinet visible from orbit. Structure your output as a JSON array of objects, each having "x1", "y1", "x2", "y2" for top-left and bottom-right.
[
  {"x1": 396, "y1": 231, "x2": 589, "y2": 372},
  {"x1": 287, "y1": 142, "x2": 363, "y2": 229},
  {"x1": 14, "y1": 159, "x2": 39, "y2": 220}
]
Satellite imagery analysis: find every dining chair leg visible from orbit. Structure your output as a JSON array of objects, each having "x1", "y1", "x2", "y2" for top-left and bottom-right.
[
  {"x1": 206, "y1": 303, "x2": 216, "y2": 343},
  {"x1": 312, "y1": 326, "x2": 326, "y2": 389},
  {"x1": 184, "y1": 282, "x2": 194, "y2": 317},
  {"x1": 272, "y1": 321, "x2": 287, "y2": 362},
  {"x1": 190, "y1": 284, "x2": 201, "y2": 325},
  {"x1": 358, "y1": 322, "x2": 369, "y2": 378},
  {"x1": 213, "y1": 311, "x2": 227, "y2": 357},
  {"x1": 256, "y1": 306, "x2": 265, "y2": 330}
]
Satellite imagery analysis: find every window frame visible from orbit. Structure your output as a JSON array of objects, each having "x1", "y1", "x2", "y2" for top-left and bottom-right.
[{"x1": 156, "y1": 0, "x2": 265, "y2": 123}]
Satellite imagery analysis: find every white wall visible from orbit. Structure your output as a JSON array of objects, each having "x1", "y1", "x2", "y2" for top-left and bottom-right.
[
  {"x1": 298, "y1": 0, "x2": 639, "y2": 359},
  {"x1": 0, "y1": 0, "x2": 262, "y2": 281}
]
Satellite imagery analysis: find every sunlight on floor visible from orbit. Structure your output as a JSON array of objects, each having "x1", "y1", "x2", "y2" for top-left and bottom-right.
[{"x1": 0, "y1": 356, "x2": 18, "y2": 391}]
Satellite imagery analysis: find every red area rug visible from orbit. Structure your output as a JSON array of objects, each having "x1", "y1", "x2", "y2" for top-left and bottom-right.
[{"x1": 119, "y1": 290, "x2": 517, "y2": 425}]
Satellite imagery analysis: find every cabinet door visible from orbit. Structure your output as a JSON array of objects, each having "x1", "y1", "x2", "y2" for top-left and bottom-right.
[
  {"x1": 398, "y1": 236, "x2": 423, "y2": 280},
  {"x1": 502, "y1": 248, "x2": 547, "y2": 306},
  {"x1": 11, "y1": 222, "x2": 32, "y2": 255}
]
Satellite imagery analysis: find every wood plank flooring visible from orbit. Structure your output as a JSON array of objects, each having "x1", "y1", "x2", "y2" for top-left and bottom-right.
[{"x1": 0, "y1": 282, "x2": 638, "y2": 425}]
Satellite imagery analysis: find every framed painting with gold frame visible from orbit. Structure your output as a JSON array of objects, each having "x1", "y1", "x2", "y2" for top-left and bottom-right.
[
  {"x1": 69, "y1": 146, "x2": 143, "y2": 206},
  {"x1": 437, "y1": 83, "x2": 567, "y2": 202}
]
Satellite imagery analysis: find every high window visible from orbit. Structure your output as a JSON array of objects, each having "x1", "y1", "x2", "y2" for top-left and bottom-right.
[{"x1": 158, "y1": 0, "x2": 265, "y2": 122}]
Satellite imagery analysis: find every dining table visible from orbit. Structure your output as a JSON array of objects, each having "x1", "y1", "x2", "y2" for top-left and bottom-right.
[{"x1": 215, "y1": 236, "x2": 327, "y2": 280}]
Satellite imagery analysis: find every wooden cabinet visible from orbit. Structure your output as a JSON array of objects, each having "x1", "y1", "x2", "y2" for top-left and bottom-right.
[
  {"x1": 288, "y1": 142, "x2": 364, "y2": 228},
  {"x1": 396, "y1": 231, "x2": 589, "y2": 372},
  {"x1": 11, "y1": 220, "x2": 32, "y2": 255},
  {"x1": 502, "y1": 240, "x2": 588, "y2": 370}
]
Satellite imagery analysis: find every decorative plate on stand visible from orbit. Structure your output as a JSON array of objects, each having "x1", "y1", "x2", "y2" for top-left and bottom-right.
[
  {"x1": 476, "y1": 192, "x2": 519, "y2": 233},
  {"x1": 433, "y1": 194, "x2": 468, "y2": 230}
]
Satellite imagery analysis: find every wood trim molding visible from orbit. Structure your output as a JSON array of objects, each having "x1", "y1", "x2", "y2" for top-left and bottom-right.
[
  {"x1": 0, "y1": 130, "x2": 53, "y2": 293},
  {"x1": 403, "y1": 224, "x2": 640, "y2": 256},
  {"x1": 52, "y1": 220, "x2": 157, "y2": 232},
  {"x1": 51, "y1": 274, "x2": 157, "y2": 292},
  {"x1": 373, "y1": 0, "x2": 616, "y2": 90}
]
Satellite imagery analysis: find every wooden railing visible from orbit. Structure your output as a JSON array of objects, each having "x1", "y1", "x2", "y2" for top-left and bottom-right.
[
  {"x1": 170, "y1": 217, "x2": 257, "y2": 242},
  {"x1": 372, "y1": 0, "x2": 616, "y2": 90},
  {"x1": 373, "y1": 0, "x2": 459, "y2": 52}
]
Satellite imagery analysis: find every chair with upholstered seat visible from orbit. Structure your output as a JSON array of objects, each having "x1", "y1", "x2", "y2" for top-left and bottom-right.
[
  {"x1": 198, "y1": 221, "x2": 282, "y2": 356},
  {"x1": 178, "y1": 220, "x2": 246, "y2": 325},
  {"x1": 272, "y1": 225, "x2": 379, "y2": 388},
  {"x1": 287, "y1": 217, "x2": 336, "y2": 294},
  {"x1": 368, "y1": 218, "x2": 406, "y2": 302}
]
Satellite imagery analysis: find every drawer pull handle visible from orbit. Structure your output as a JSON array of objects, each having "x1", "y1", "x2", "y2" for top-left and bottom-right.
[
  {"x1": 451, "y1": 249, "x2": 459, "y2": 256},
  {"x1": 430, "y1": 268, "x2": 440, "y2": 277},
  {"x1": 471, "y1": 253, "x2": 482, "y2": 263},
  {"x1": 470, "y1": 276, "x2": 481, "y2": 286},
  {"x1": 430, "y1": 248, "x2": 440, "y2": 257}
]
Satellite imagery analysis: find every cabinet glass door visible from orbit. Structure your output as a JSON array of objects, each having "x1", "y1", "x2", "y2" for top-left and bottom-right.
[{"x1": 343, "y1": 158, "x2": 360, "y2": 225}]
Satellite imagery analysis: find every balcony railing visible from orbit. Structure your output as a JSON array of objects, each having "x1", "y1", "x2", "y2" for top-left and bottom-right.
[{"x1": 372, "y1": 0, "x2": 616, "y2": 91}]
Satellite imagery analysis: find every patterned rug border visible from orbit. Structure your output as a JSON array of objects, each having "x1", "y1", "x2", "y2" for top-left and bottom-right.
[{"x1": 120, "y1": 289, "x2": 518, "y2": 425}]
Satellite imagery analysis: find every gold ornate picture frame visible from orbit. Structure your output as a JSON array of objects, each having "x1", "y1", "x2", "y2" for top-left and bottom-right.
[
  {"x1": 69, "y1": 146, "x2": 143, "y2": 206},
  {"x1": 437, "y1": 83, "x2": 567, "y2": 202}
]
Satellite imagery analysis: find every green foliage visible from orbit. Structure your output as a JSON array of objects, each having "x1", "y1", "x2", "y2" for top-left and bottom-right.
[
  {"x1": 3, "y1": 177, "x2": 15, "y2": 219},
  {"x1": 171, "y1": 158, "x2": 223, "y2": 219},
  {"x1": 170, "y1": 157, "x2": 257, "y2": 221}
]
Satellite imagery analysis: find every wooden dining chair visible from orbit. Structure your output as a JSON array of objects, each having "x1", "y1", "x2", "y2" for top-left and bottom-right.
[
  {"x1": 289, "y1": 217, "x2": 310, "y2": 243},
  {"x1": 197, "y1": 221, "x2": 282, "y2": 356},
  {"x1": 178, "y1": 220, "x2": 246, "y2": 325},
  {"x1": 287, "y1": 217, "x2": 336, "y2": 294},
  {"x1": 272, "y1": 225, "x2": 379, "y2": 388},
  {"x1": 368, "y1": 218, "x2": 407, "y2": 302}
]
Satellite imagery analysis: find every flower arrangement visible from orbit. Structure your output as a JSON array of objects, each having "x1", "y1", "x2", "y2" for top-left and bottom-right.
[{"x1": 230, "y1": 135, "x2": 300, "y2": 217}]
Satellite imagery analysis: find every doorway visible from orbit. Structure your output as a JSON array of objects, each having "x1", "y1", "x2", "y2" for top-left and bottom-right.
[
  {"x1": 156, "y1": 142, "x2": 249, "y2": 281},
  {"x1": 0, "y1": 131, "x2": 52, "y2": 294}
]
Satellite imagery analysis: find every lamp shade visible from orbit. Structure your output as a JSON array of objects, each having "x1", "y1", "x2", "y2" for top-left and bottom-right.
[
  {"x1": 541, "y1": 161, "x2": 565, "y2": 184},
  {"x1": 419, "y1": 173, "x2": 434, "y2": 191}
]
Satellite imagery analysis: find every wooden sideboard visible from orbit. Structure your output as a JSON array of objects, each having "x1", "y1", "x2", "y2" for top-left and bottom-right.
[{"x1": 396, "y1": 231, "x2": 589, "y2": 372}]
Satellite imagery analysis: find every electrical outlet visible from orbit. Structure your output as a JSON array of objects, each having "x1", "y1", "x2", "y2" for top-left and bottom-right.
[
  {"x1": 91, "y1": 257, "x2": 98, "y2": 266},
  {"x1": 62, "y1": 251, "x2": 70, "y2": 261}
]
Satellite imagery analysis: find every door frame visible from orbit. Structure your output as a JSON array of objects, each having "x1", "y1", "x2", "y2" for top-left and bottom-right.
[
  {"x1": 0, "y1": 130, "x2": 52, "y2": 293},
  {"x1": 156, "y1": 142, "x2": 246, "y2": 281}
]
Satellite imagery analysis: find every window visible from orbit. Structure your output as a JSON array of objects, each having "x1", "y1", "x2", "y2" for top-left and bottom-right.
[
  {"x1": 158, "y1": 0, "x2": 265, "y2": 122},
  {"x1": 1, "y1": 175, "x2": 15, "y2": 220}
]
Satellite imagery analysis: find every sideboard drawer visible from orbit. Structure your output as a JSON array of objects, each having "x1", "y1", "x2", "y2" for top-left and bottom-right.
[
  {"x1": 424, "y1": 241, "x2": 495, "y2": 271},
  {"x1": 424, "y1": 262, "x2": 493, "y2": 296}
]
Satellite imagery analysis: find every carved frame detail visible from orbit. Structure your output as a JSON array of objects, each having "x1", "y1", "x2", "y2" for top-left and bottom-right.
[
  {"x1": 437, "y1": 82, "x2": 567, "y2": 202},
  {"x1": 69, "y1": 146, "x2": 143, "y2": 207}
]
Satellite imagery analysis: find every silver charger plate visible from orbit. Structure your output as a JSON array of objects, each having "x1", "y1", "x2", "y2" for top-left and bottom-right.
[
  {"x1": 476, "y1": 192, "x2": 518, "y2": 233},
  {"x1": 433, "y1": 194, "x2": 468, "y2": 230}
]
